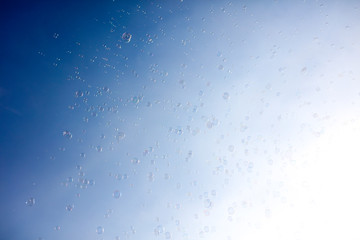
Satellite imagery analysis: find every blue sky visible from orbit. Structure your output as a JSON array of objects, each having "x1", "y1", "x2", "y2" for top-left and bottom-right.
[{"x1": 1, "y1": 0, "x2": 360, "y2": 239}]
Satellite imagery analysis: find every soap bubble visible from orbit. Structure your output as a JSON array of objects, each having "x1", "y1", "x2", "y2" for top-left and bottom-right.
[
  {"x1": 96, "y1": 226, "x2": 104, "y2": 234},
  {"x1": 62, "y1": 130, "x2": 72, "y2": 140},
  {"x1": 25, "y1": 197, "x2": 35, "y2": 206},
  {"x1": 116, "y1": 132, "x2": 126, "y2": 142},
  {"x1": 204, "y1": 199, "x2": 212, "y2": 208},
  {"x1": 223, "y1": 92, "x2": 230, "y2": 100},
  {"x1": 122, "y1": 32, "x2": 132, "y2": 43},
  {"x1": 113, "y1": 190, "x2": 122, "y2": 199},
  {"x1": 65, "y1": 204, "x2": 74, "y2": 211}
]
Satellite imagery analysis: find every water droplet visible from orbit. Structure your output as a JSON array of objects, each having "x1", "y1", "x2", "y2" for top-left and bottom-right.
[
  {"x1": 122, "y1": 32, "x2": 132, "y2": 43},
  {"x1": 165, "y1": 232, "x2": 172, "y2": 239},
  {"x1": 96, "y1": 226, "x2": 104, "y2": 234},
  {"x1": 96, "y1": 146, "x2": 103, "y2": 152},
  {"x1": 25, "y1": 197, "x2": 35, "y2": 206},
  {"x1": 80, "y1": 153, "x2": 86, "y2": 158},
  {"x1": 218, "y1": 65, "x2": 224, "y2": 70},
  {"x1": 54, "y1": 226, "x2": 61, "y2": 231},
  {"x1": 113, "y1": 190, "x2": 122, "y2": 199},
  {"x1": 62, "y1": 130, "x2": 72, "y2": 140},
  {"x1": 223, "y1": 92, "x2": 230, "y2": 100}
]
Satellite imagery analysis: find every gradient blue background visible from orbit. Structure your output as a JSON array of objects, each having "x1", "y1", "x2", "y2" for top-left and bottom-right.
[{"x1": 1, "y1": 0, "x2": 360, "y2": 239}]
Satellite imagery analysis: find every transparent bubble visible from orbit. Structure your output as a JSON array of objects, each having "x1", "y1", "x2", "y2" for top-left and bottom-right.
[
  {"x1": 228, "y1": 207, "x2": 235, "y2": 215},
  {"x1": 75, "y1": 90, "x2": 83, "y2": 98},
  {"x1": 218, "y1": 65, "x2": 224, "y2": 70},
  {"x1": 116, "y1": 132, "x2": 126, "y2": 142},
  {"x1": 96, "y1": 146, "x2": 103, "y2": 152},
  {"x1": 62, "y1": 130, "x2": 72, "y2": 140},
  {"x1": 80, "y1": 153, "x2": 86, "y2": 158},
  {"x1": 223, "y1": 92, "x2": 230, "y2": 100},
  {"x1": 211, "y1": 189, "x2": 217, "y2": 196},
  {"x1": 122, "y1": 32, "x2": 132, "y2": 43},
  {"x1": 148, "y1": 172, "x2": 155, "y2": 182},
  {"x1": 96, "y1": 226, "x2": 104, "y2": 234},
  {"x1": 54, "y1": 226, "x2": 61, "y2": 231},
  {"x1": 76, "y1": 165, "x2": 82, "y2": 170},
  {"x1": 204, "y1": 199, "x2": 212, "y2": 208},
  {"x1": 25, "y1": 197, "x2": 35, "y2": 206},
  {"x1": 65, "y1": 204, "x2": 74, "y2": 211},
  {"x1": 165, "y1": 232, "x2": 172, "y2": 239},
  {"x1": 131, "y1": 158, "x2": 140, "y2": 165},
  {"x1": 228, "y1": 145, "x2": 234, "y2": 152},
  {"x1": 113, "y1": 190, "x2": 122, "y2": 199},
  {"x1": 154, "y1": 225, "x2": 164, "y2": 236}
]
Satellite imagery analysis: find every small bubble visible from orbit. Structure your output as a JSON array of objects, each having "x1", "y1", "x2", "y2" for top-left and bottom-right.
[
  {"x1": 265, "y1": 209, "x2": 271, "y2": 217},
  {"x1": 113, "y1": 190, "x2": 122, "y2": 199},
  {"x1": 148, "y1": 172, "x2": 155, "y2": 182},
  {"x1": 204, "y1": 199, "x2": 212, "y2": 208},
  {"x1": 165, "y1": 232, "x2": 172, "y2": 239},
  {"x1": 53, "y1": 33, "x2": 59, "y2": 39},
  {"x1": 122, "y1": 32, "x2": 132, "y2": 43},
  {"x1": 154, "y1": 225, "x2": 164, "y2": 236},
  {"x1": 228, "y1": 145, "x2": 234, "y2": 152},
  {"x1": 223, "y1": 92, "x2": 230, "y2": 100},
  {"x1": 54, "y1": 226, "x2": 61, "y2": 231},
  {"x1": 75, "y1": 90, "x2": 83, "y2": 98},
  {"x1": 80, "y1": 153, "x2": 86, "y2": 158},
  {"x1": 62, "y1": 130, "x2": 72, "y2": 140},
  {"x1": 25, "y1": 197, "x2": 35, "y2": 206},
  {"x1": 96, "y1": 226, "x2": 104, "y2": 234},
  {"x1": 96, "y1": 146, "x2": 103, "y2": 152},
  {"x1": 228, "y1": 207, "x2": 235, "y2": 215},
  {"x1": 66, "y1": 204, "x2": 74, "y2": 212},
  {"x1": 131, "y1": 158, "x2": 140, "y2": 165},
  {"x1": 218, "y1": 65, "x2": 224, "y2": 70},
  {"x1": 116, "y1": 132, "x2": 126, "y2": 142}
]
